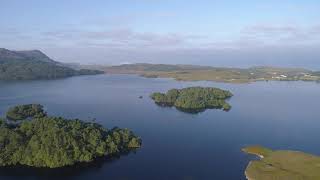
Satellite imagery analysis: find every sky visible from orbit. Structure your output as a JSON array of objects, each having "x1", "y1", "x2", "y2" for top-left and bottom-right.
[{"x1": 1, "y1": 0, "x2": 320, "y2": 68}]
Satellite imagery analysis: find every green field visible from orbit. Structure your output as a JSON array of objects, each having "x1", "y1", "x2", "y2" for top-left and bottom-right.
[{"x1": 243, "y1": 146, "x2": 320, "y2": 180}]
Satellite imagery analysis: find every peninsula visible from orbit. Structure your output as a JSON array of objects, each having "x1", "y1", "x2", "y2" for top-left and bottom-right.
[
  {"x1": 0, "y1": 104, "x2": 141, "y2": 168},
  {"x1": 242, "y1": 145, "x2": 320, "y2": 180},
  {"x1": 151, "y1": 87, "x2": 233, "y2": 113}
]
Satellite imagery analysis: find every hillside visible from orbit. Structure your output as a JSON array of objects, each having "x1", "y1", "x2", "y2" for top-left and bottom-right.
[
  {"x1": 0, "y1": 48, "x2": 103, "y2": 80},
  {"x1": 151, "y1": 87, "x2": 233, "y2": 113}
]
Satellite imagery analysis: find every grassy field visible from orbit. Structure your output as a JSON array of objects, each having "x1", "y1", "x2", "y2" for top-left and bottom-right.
[
  {"x1": 243, "y1": 146, "x2": 320, "y2": 180},
  {"x1": 142, "y1": 70, "x2": 253, "y2": 83}
]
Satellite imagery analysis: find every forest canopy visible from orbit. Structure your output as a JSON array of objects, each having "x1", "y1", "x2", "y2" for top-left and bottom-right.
[
  {"x1": 150, "y1": 87, "x2": 233, "y2": 113},
  {"x1": 0, "y1": 104, "x2": 141, "y2": 168}
]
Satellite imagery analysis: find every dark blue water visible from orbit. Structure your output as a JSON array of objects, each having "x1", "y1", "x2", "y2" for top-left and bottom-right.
[{"x1": 1, "y1": 74, "x2": 320, "y2": 180}]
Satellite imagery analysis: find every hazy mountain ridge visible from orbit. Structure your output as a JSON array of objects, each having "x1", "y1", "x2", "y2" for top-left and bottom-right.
[
  {"x1": 104, "y1": 63, "x2": 225, "y2": 72},
  {"x1": 0, "y1": 49, "x2": 55, "y2": 63}
]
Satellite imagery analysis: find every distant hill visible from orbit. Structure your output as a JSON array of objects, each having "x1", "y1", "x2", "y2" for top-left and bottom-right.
[
  {"x1": 0, "y1": 48, "x2": 103, "y2": 80},
  {"x1": 103, "y1": 63, "x2": 320, "y2": 83},
  {"x1": 103, "y1": 63, "x2": 214, "y2": 73}
]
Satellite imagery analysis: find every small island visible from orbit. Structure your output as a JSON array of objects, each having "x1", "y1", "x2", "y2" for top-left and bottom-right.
[
  {"x1": 150, "y1": 87, "x2": 233, "y2": 113},
  {"x1": 242, "y1": 145, "x2": 320, "y2": 180},
  {"x1": 6, "y1": 104, "x2": 47, "y2": 121},
  {"x1": 0, "y1": 104, "x2": 141, "y2": 168}
]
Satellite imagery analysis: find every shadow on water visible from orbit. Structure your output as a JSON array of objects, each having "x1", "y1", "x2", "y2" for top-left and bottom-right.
[
  {"x1": 0, "y1": 151, "x2": 138, "y2": 179},
  {"x1": 154, "y1": 102, "x2": 230, "y2": 114}
]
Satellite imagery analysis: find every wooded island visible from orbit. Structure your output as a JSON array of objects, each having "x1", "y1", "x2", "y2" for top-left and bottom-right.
[
  {"x1": 151, "y1": 87, "x2": 233, "y2": 113},
  {"x1": 0, "y1": 104, "x2": 141, "y2": 168}
]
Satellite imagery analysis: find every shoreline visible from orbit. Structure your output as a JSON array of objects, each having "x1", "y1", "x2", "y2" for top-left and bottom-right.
[{"x1": 242, "y1": 147, "x2": 268, "y2": 180}]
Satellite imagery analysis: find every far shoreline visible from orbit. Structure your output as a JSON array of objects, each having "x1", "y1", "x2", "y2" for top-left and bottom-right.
[{"x1": 101, "y1": 64, "x2": 320, "y2": 84}]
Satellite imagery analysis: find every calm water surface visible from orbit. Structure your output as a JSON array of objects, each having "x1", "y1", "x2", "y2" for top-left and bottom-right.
[{"x1": 1, "y1": 74, "x2": 320, "y2": 180}]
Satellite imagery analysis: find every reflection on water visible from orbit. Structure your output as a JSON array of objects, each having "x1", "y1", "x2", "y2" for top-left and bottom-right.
[
  {"x1": 153, "y1": 102, "x2": 230, "y2": 114},
  {"x1": 1, "y1": 74, "x2": 320, "y2": 180},
  {"x1": 0, "y1": 152, "x2": 137, "y2": 180}
]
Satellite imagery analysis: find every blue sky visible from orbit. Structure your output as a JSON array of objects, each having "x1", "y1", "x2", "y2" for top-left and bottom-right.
[{"x1": 1, "y1": 0, "x2": 320, "y2": 68}]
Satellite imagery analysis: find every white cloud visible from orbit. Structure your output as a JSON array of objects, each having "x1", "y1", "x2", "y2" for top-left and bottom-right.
[{"x1": 1, "y1": 22, "x2": 320, "y2": 67}]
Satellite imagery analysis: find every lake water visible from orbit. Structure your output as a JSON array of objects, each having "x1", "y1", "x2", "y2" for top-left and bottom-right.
[{"x1": 1, "y1": 74, "x2": 320, "y2": 180}]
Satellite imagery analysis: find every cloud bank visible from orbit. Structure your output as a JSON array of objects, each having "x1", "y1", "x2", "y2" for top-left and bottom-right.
[{"x1": 0, "y1": 22, "x2": 319, "y2": 69}]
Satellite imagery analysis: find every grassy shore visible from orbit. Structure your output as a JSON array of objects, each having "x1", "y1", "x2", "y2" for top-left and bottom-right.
[{"x1": 242, "y1": 146, "x2": 320, "y2": 180}]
